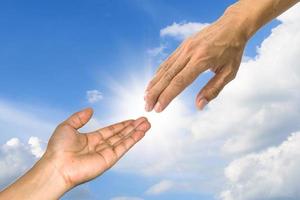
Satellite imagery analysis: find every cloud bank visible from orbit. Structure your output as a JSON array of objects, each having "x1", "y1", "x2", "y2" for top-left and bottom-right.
[
  {"x1": 221, "y1": 132, "x2": 300, "y2": 200},
  {"x1": 0, "y1": 137, "x2": 44, "y2": 189}
]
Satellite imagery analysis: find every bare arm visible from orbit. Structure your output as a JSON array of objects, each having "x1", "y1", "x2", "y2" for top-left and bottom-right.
[
  {"x1": 145, "y1": 0, "x2": 299, "y2": 112},
  {"x1": 229, "y1": 0, "x2": 299, "y2": 38}
]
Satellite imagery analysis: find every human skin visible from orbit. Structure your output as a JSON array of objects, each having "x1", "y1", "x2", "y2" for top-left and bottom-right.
[
  {"x1": 144, "y1": 0, "x2": 299, "y2": 113},
  {"x1": 0, "y1": 108, "x2": 151, "y2": 200}
]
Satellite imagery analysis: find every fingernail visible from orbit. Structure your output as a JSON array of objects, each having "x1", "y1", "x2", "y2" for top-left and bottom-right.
[
  {"x1": 198, "y1": 97, "x2": 208, "y2": 110},
  {"x1": 145, "y1": 103, "x2": 150, "y2": 112},
  {"x1": 154, "y1": 102, "x2": 163, "y2": 113},
  {"x1": 145, "y1": 103, "x2": 154, "y2": 112}
]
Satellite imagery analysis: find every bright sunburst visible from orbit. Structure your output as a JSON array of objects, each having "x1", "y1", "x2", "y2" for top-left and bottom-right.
[{"x1": 105, "y1": 72, "x2": 196, "y2": 176}]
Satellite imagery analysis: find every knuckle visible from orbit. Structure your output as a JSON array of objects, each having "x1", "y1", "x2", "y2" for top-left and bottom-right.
[
  {"x1": 201, "y1": 46, "x2": 210, "y2": 57},
  {"x1": 148, "y1": 79, "x2": 156, "y2": 87},
  {"x1": 173, "y1": 75, "x2": 186, "y2": 88},
  {"x1": 223, "y1": 70, "x2": 237, "y2": 83},
  {"x1": 163, "y1": 72, "x2": 174, "y2": 82},
  {"x1": 56, "y1": 122, "x2": 69, "y2": 131},
  {"x1": 208, "y1": 86, "x2": 221, "y2": 99},
  {"x1": 157, "y1": 60, "x2": 170, "y2": 74},
  {"x1": 145, "y1": 91, "x2": 156, "y2": 102},
  {"x1": 230, "y1": 71, "x2": 237, "y2": 80}
]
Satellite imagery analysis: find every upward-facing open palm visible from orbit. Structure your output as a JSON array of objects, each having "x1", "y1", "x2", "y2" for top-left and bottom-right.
[{"x1": 44, "y1": 108, "x2": 151, "y2": 188}]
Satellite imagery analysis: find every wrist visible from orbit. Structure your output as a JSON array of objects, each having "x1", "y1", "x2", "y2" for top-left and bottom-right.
[
  {"x1": 222, "y1": 2, "x2": 262, "y2": 41},
  {"x1": 23, "y1": 154, "x2": 70, "y2": 199},
  {"x1": 38, "y1": 153, "x2": 71, "y2": 193},
  {"x1": 223, "y1": 0, "x2": 300, "y2": 40}
]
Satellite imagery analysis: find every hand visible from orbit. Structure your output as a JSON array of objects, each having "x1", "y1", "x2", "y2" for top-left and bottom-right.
[
  {"x1": 0, "y1": 108, "x2": 151, "y2": 200},
  {"x1": 144, "y1": 14, "x2": 247, "y2": 112},
  {"x1": 45, "y1": 108, "x2": 151, "y2": 189}
]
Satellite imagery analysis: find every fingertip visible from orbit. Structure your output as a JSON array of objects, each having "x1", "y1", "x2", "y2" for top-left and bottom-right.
[
  {"x1": 85, "y1": 107, "x2": 94, "y2": 114},
  {"x1": 154, "y1": 102, "x2": 163, "y2": 113},
  {"x1": 145, "y1": 103, "x2": 153, "y2": 112},
  {"x1": 65, "y1": 107, "x2": 94, "y2": 129},
  {"x1": 144, "y1": 92, "x2": 156, "y2": 112},
  {"x1": 79, "y1": 107, "x2": 94, "y2": 120},
  {"x1": 195, "y1": 95, "x2": 208, "y2": 110},
  {"x1": 145, "y1": 121, "x2": 151, "y2": 131}
]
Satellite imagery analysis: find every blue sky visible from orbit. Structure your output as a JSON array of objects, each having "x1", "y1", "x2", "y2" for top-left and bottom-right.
[
  {"x1": 0, "y1": 1, "x2": 290, "y2": 200},
  {"x1": 0, "y1": 0, "x2": 275, "y2": 110}
]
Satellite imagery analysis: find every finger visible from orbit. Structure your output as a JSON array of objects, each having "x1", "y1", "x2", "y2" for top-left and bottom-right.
[
  {"x1": 196, "y1": 66, "x2": 236, "y2": 110},
  {"x1": 106, "y1": 117, "x2": 147, "y2": 146},
  {"x1": 113, "y1": 120, "x2": 151, "y2": 158},
  {"x1": 153, "y1": 60, "x2": 206, "y2": 112},
  {"x1": 95, "y1": 119, "x2": 149, "y2": 153},
  {"x1": 62, "y1": 108, "x2": 93, "y2": 130},
  {"x1": 154, "y1": 37, "x2": 193, "y2": 77},
  {"x1": 146, "y1": 48, "x2": 182, "y2": 92},
  {"x1": 145, "y1": 55, "x2": 191, "y2": 112},
  {"x1": 93, "y1": 119, "x2": 134, "y2": 141},
  {"x1": 95, "y1": 120, "x2": 151, "y2": 166}
]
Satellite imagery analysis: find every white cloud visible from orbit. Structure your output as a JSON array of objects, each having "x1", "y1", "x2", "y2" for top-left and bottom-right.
[
  {"x1": 221, "y1": 132, "x2": 300, "y2": 200},
  {"x1": 86, "y1": 90, "x2": 103, "y2": 103},
  {"x1": 105, "y1": 3, "x2": 300, "y2": 197},
  {"x1": 28, "y1": 137, "x2": 45, "y2": 158},
  {"x1": 110, "y1": 197, "x2": 143, "y2": 200},
  {"x1": 146, "y1": 180, "x2": 175, "y2": 195},
  {"x1": 0, "y1": 137, "x2": 45, "y2": 189},
  {"x1": 160, "y1": 22, "x2": 209, "y2": 40}
]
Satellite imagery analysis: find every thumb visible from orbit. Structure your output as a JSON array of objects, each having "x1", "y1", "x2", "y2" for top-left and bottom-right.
[
  {"x1": 196, "y1": 68, "x2": 235, "y2": 110},
  {"x1": 63, "y1": 108, "x2": 94, "y2": 129}
]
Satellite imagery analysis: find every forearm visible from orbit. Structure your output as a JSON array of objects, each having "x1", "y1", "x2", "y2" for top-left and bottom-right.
[
  {"x1": 0, "y1": 155, "x2": 69, "y2": 200},
  {"x1": 223, "y1": 0, "x2": 299, "y2": 39}
]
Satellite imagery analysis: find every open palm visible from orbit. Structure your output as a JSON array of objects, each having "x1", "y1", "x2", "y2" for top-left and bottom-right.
[{"x1": 45, "y1": 108, "x2": 151, "y2": 188}]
